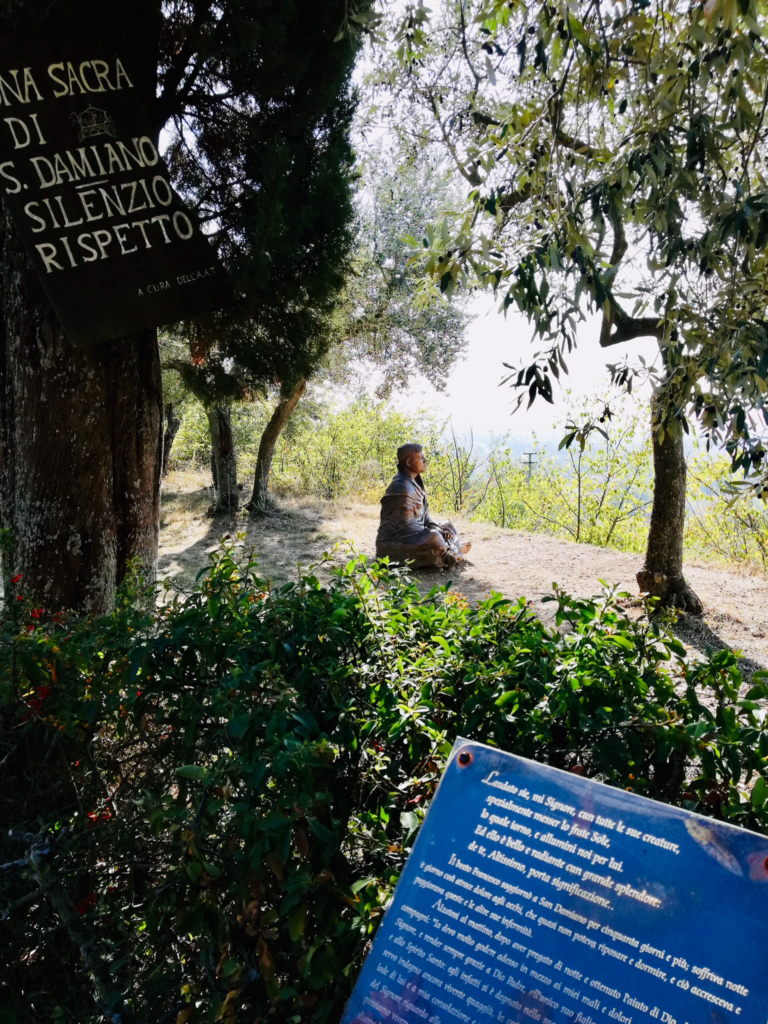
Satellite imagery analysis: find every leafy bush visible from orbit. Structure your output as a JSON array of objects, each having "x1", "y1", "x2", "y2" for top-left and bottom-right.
[
  {"x1": 686, "y1": 446, "x2": 768, "y2": 572},
  {"x1": 167, "y1": 394, "x2": 434, "y2": 499},
  {"x1": 474, "y1": 402, "x2": 652, "y2": 553},
  {"x1": 2, "y1": 545, "x2": 767, "y2": 1024},
  {"x1": 270, "y1": 398, "x2": 437, "y2": 501}
]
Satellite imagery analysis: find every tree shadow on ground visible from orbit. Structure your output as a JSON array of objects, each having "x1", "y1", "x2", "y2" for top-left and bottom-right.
[
  {"x1": 157, "y1": 502, "x2": 353, "y2": 594},
  {"x1": 157, "y1": 511, "x2": 235, "y2": 593},
  {"x1": 672, "y1": 614, "x2": 766, "y2": 682},
  {"x1": 156, "y1": 489, "x2": 768, "y2": 679}
]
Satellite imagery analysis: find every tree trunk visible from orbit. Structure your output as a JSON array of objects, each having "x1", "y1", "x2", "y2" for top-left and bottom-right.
[
  {"x1": 210, "y1": 449, "x2": 218, "y2": 493},
  {"x1": 162, "y1": 404, "x2": 181, "y2": 476},
  {"x1": 637, "y1": 413, "x2": 703, "y2": 615},
  {"x1": 0, "y1": 213, "x2": 162, "y2": 612},
  {"x1": 249, "y1": 379, "x2": 306, "y2": 514},
  {"x1": 207, "y1": 406, "x2": 238, "y2": 513}
]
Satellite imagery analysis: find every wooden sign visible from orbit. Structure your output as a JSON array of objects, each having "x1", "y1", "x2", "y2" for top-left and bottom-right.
[
  {"x1": 0, "y1": 38, "x2": 232, "y2": 346},
  {"x1": 343, "y1": 740, "x2": 768, "y2": 1024}
]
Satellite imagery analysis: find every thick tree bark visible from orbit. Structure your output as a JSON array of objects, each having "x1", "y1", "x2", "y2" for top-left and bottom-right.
[
  {"x1": 207, "y1": 406, "x2": 238, "y2": 513},
  {"x1": 0, "y1": 214, "x2": 162, "y2": 611},
  {"x1": 162, "y1": 404, "x2": 181, "y2": 477},
  {"x1": 249, "y1": 379, "x2": 306, "y2": 514},
  {"x1": 637, "y1": 412, "x2": 703, "y2": 615}
]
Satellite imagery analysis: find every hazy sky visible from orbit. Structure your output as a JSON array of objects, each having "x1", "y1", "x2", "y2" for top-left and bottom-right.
[{"x1": 391, "y1": 294, "x2": 659, "y2": 443}]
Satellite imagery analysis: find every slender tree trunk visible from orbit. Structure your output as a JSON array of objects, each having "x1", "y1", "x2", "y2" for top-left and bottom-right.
[
  {"x1": 637, "y1": 409, "x2": 703, "y2": 615},
  {"x1": 207, "y1": 406, "x2": 238, "y2": 513},
  {"x1": 162, "y1": 404, "x2": 181, "y2": 477},
  {"x1": 249, "y1": 379, "x2": 306, "y2": 514},
  {"x1": 0, "y1": 212, "x2": 162, "y2": 611}
]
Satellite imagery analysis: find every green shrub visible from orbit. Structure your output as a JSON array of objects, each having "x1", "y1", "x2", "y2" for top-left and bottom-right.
[
  {"x1": 685, "y1": 446, "x2": 768, "y2": 572},
  {"x1": 271, "y1": 398, "x2": 438, "y2": 501},
  {"x1": 170, "y1": 399, "x2": 216, "y2": 470},
  {"x1": 2, "y1": 546, "x2": 767, "y2": 1023},
  {"x1": 457, "y1": 394, "x2": 652, "y2": 552}
]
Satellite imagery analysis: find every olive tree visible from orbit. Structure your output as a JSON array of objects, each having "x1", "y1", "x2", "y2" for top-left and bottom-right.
[{"x1": 362, "y1": 0, "x2": 768, "y2": 610}]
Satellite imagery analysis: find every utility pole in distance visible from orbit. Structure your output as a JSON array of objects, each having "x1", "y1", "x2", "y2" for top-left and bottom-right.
[{"x1": 522, "y1": 452, "x2": 536, "y2": 483}]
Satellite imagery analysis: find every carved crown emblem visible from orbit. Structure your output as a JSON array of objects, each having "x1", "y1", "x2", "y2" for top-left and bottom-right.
[{"x1": 70, "y1": 106, "x2": 118, "y2": 142}]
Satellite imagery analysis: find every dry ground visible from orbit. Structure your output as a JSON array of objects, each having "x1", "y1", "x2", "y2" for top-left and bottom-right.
[{"x1": 159, "y1": 471, "x2": 768, "y2": 676}]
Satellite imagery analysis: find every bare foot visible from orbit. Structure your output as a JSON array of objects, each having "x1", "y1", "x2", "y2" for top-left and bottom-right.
[{"x1": 460, "y1": 541, "x2": 472, "y2": 555}]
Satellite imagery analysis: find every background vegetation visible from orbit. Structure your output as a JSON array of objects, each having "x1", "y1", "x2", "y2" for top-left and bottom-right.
[{"x1": 166, "y1": 386, "x2": 768, "y2": 576}]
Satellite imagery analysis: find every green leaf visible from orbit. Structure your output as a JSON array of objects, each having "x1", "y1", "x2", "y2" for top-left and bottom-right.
[
  {"x1": 400, "y1": 810, "x2": 419, "y2": 831},
  {"x1": 431, "y1": 635, "x2": 452, "y2": 655},
  {"x1": 228, "y1": 714, "x2": 251, "y2": 738},
  {"x1": 350, "y1": 877, "x2": 376, "y2": 894},
  {"x1": 495, "y1": 690, "x2": 519, "y2": 707},
  {"x1": 567, "y1": 13, "x2": 590, "y2": 46},
  {"x1": 186, "y1": 860, "x2": 203, "y2": 882},
  {"x1": 751, "y1": 776, "x2": 767, "y2": 809},
  {"x1": 246, "y1": 762, "x2": 267, "y2": 790},
  {"x1": 607, "y1": 635, "x2": 634, "y2": 651},
  {"x1": 308, "y1": 818, "x2": 336, "y2": 844},
  {"x1": 176, "y1": 765, "x2": 209, "y2": 781},
  {"x1": 288, "y1": 903, "x2": 308, "y2": 941}
]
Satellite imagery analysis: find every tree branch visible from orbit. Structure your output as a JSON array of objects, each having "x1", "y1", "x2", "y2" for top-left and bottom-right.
[
  {"x1": 498, "y1": 182, "x2": 533, "y2": 211},
  {"x1": 458, "y1": 0, "x2": 481, "y2": 92},
  {"x1": 547, "y1": 93, "x2": 610, "y2": 159},
  {"x1": 154, "y1": 6, "x2": 209, "y2": 130},
  {"x1": 553, "y1": 126, "x2": 609, "y2": 159},
  {"x1": 597, "y1": 210, "x2": 663, "y2": 346},
  {"x1": 600, "y1": 316, "x2": 664, "y2": 346},
  {"x1": 427, "y1": 90, "x2": 482, "y2": 186},
  {"x1": 155, "y1": 43, "x2": 197, "y2": 127}
]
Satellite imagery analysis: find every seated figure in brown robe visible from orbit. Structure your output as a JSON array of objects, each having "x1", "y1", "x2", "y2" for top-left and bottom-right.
[{"x1": 376, "y1": 443, "x2": 471, "y2": 568}]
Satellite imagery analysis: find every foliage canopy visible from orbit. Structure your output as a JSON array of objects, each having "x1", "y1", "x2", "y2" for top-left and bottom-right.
[
  {"x1": 336, "y1": 153, "x2": 473, "y2": 395},
  {"x1": 161, "y1": 0, "x2": 365, "y2": 406}
]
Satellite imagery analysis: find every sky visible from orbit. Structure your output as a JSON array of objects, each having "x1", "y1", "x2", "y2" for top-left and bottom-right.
[{"x1": 388, "y1": 293, "x2": 659, "y2": 450}]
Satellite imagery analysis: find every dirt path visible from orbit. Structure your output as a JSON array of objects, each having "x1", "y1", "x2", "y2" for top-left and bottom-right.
[{"x1": 159, "y1": 472, "x2": 768, "y2": 676}]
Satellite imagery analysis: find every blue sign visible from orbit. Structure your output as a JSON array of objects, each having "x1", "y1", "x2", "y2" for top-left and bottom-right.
[{"x1": 342, "y1": 740, "x2": 768, "y2": 1024}]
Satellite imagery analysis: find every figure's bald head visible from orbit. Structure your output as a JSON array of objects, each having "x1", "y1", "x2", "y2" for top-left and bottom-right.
[{"x1": 397, "y1": 443, "x2": 425, "y2": 474}]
